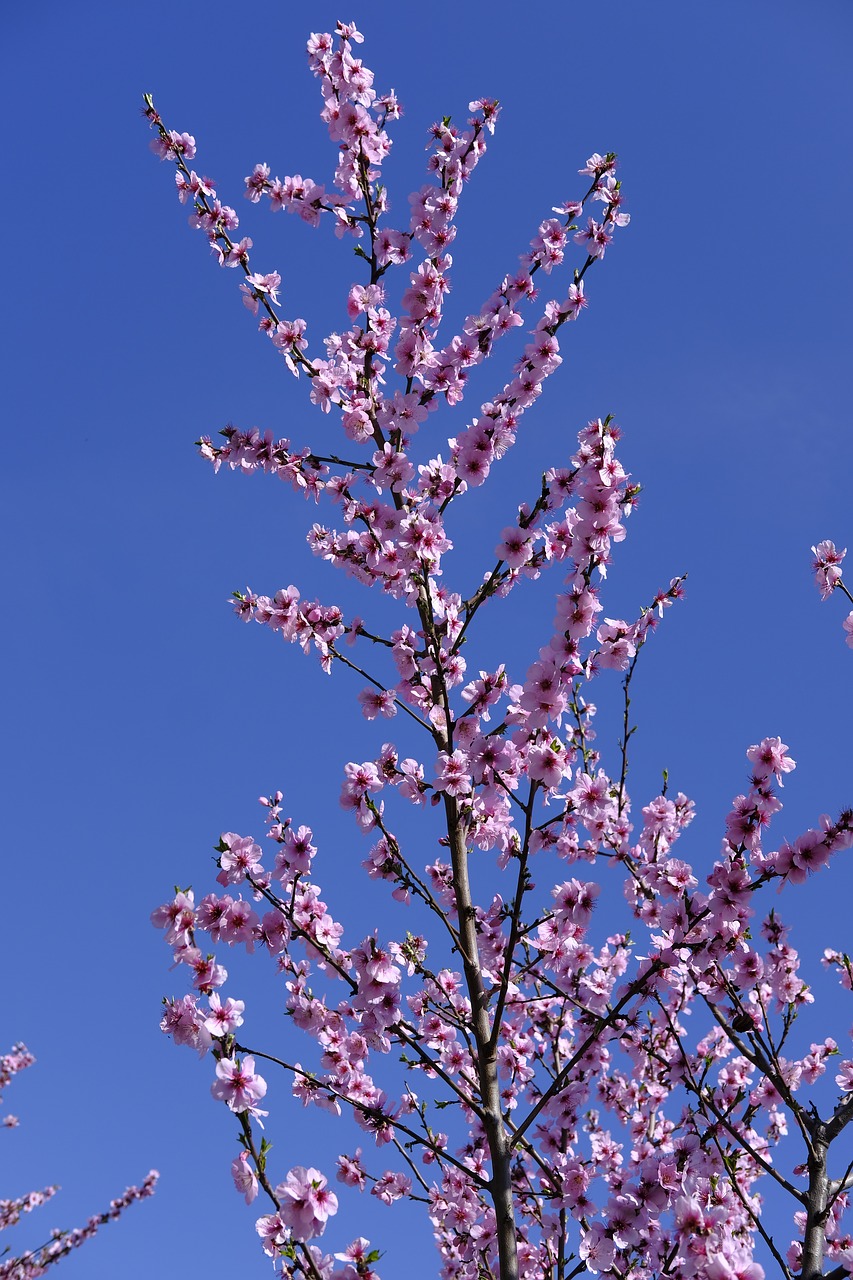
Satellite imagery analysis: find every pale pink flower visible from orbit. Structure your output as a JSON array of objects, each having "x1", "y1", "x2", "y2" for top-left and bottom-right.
[
  {"x1": 217, "y1": 833, "x2": 264, "y2": 885},
  {"x1": 204, "y1": 994, "x2": 245, "y2": 1037},
  {"x1": 746, "y1": 737, "x2": 796, "y2": 785},
  {"x1": 281, "y1": 824, "x2": 317, "y2": 874},
  {"x1": 336, "y1": 1150, "x2": 367, "y2": 1190},
  {"x1": 358, "y1": 687, "x2": 397, "y2": 719},
  {"x1": 495, "y1": 526, "x2": 531, "y2": 569},
  {"x1": 435, "y1": 749, "x2": 472, "y2": 797},
  {"x1": 843, "y1": 613, "x2": 853, "y2": 648},
  {"x1": 371, "y1": 1170, "x2": 411, "y2": 1204},
  {"x1": 256, "y1": 1212, "x2": 285, "y2": 1257},
  {"x1": 812, "y1": 540, "x2": 846, "y2": 599},
  {"x1": 276, "y1": 1165, "x2": 338, "y2": 1241},
  {"x1": 160, "y1": 994, "x2": 212, "y2": 1056},
  {"x1": 211, "y1": 1055, "x2": 267, "y2": 1113},
  {"x1": 579, "y1": 152, "x2": 616, "y2": 178},
  {"x1": 335, "y1": 1237, "x2": 374, "y2": 1267},
  {"x1": 564, "y1": 279, "x2": 588, "y2": 319},
  {"x1": 579, "y1": 1222, "x2": 616, "y2": 1273},
  {"x1": 836, "y1": 1060, "x2": 853, "y2": 1092},
  {"x1": 595, "y1": 618, "x2": 636, "y2": 670},
  {"x1": 231, "y1": 1151, "x2": 259, "y2": 1204}
]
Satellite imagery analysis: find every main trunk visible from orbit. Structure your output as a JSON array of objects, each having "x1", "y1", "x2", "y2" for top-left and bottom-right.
[
  {"x1": 446, "y1": 796, "x2": 519, "y2": 1280},
  {"x1": 801, "y1": 1128, "x2": 829, "y2": 1280}
]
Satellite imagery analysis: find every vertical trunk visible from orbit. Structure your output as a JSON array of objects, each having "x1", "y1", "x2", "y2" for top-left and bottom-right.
[
  {"x1": 801, "y1": 1127, "x2": 829, "y2": 1280},
  {"x1": 446, "y1": 796, "x2": 519, "y2": 1280}
]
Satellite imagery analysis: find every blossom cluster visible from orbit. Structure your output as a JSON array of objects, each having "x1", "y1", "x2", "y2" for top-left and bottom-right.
[
  {"x1": 0, "y1": 1045, "x2": 157, "y2": 1280},
  {"x1": 0, "y1": 1044, "x2": 34, "y2": 1130},
  {"x1": 812, "y1": 540, "x2": 853, "y2": 647}
]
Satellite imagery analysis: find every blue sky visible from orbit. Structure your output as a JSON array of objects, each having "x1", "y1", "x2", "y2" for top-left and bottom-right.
[{"x1": 3, "y1": 1, "x2": 853, "y2": 1275}]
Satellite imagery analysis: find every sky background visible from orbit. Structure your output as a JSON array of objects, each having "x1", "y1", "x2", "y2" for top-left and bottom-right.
[{"x1": 3, "y1": 1, "x2": 853, "y2": 1275}]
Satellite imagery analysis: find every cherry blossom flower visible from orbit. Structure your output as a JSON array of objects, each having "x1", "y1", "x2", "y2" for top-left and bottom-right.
[
  {"x1": 211, "y1": 1055, "x2": 267, "y2": 1113},
  {"x1": 812, "y1": 540, "x2": 846, "y2": 598},
  {"x1": 276, "y1": 1165, "x2": 339, "y2": 1240},
  {"x1": 836, "y1": 1060, "x2": 853, "y2": 1093},
  {"x1": 844, "y1": 612, "x2": 853, "y2": 648},
  {"x1": 231, "y1": 1151, "x2": 259, "y2": 1204},
  {"x1": 204, "y1": 994, "x2": 245, "y2": 1037}
]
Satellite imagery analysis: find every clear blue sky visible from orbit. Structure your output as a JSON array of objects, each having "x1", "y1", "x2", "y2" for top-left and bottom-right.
[{"x1": 3, "y1": 2, "x2": 853, "y2": 1275}]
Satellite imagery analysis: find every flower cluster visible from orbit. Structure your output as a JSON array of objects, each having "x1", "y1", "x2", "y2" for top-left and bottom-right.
[
  {"x1": 0, "y1": 1044, "x2": 34, "y2": 1131},
  {"x1": 0, "y1": 1045, "x2": 157, "y2": 1280},
  {"x1": 812, "y1": 540, "x2": 853, "y2": 647}
]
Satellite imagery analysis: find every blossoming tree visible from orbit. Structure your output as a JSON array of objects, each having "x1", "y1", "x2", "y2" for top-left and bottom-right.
[
  {"x1": 146, "y1": 21, "x2": 853, "y2": 1280},
  {"x1": 0, "y1": 1045, "x2": 157, "y2": 1280}
]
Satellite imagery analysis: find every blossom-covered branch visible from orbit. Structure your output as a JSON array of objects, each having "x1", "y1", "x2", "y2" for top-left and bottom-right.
[{"x1": 0, "y1": 1045, "x2": 157, "y2": 1280}]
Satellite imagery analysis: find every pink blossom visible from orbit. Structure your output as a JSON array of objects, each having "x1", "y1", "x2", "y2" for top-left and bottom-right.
[
  {"x1": 564, "y1": 279, "x2": 588, "y2": 319},
  {"x1": 231, "y1": 1151, "x2": 259, "y2": 1204},
  {"x1": 278, "y1": 824, "x2": 317, "y2": 876},
  {"x1": 277, "y1": 1165, "x2": 338, "y2": 1241},
  {"x1": 397, "y1": 757, "x2": 427, "y2": 804},
  {"x1": 836, "y1": 1060, "x2": 853, "y2": 1092},
  {"x1": 341, "y1": 761, "x2": 383, "y2": 803},
  {"x1": 217, "y1": 833, "x2": 264, "y2": 885},
  {"x1": 150, "y1": 128, "x2": 196, "y2": 161},
  {"x1": 575, "y1": 217, "x2": 612, "y2": 259},
  {"x1": 180, "y1": 947, "x2": 227, "y2": 993},
  {"x1": 746, "y1": 737, "x2": 796, "y2": 785},
  {"x1": 371, "y1": 1170, "x2": 411, "y2": 1204},
  {"x1": 580, "y1": 152, "x2": 616, "y2": 178},
  {"x1": 801, "y1": 1038, "x2": 837, "y2": 1084},
  {"x1": 528, "y1": 740, "x2": 568, "y2": 789},
  {"x1": 150, "y1": 889, "x2": 196, "y2": 946},
  {"x1": 784, "y1": 829, "x2": 832, "y2": 882},
  {"x1": 336, "y1": 1150, "x2": 367, "y2": 1190},
  {"x1": 812, "y1": 540, "x2": 846, "y2": 598},
  {"x1": 256, "y1": 1212, "x2": 285, "y2": 1257},
  {"x1": 496, "y1": 526, "x2": 532, "y2": 569},
  {"x1": 211, "y1": 1055, "x2": 267, "y2": 1113},
  {"x1": 435, "y1": 749, "x2": 472, "y2": 798},
  {"x1": 579, "y1": 1222, "x2": 616, "y2": 1273},
  {"x1": 204, "y1": 994, "x2": 245, "y2": 1037},
  {"x1": 595, "y1": 617, "x2": 636, "y2": 670},
  {"x1": 160, "y1": 994, "x2": 212, "y2": 1056}
]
